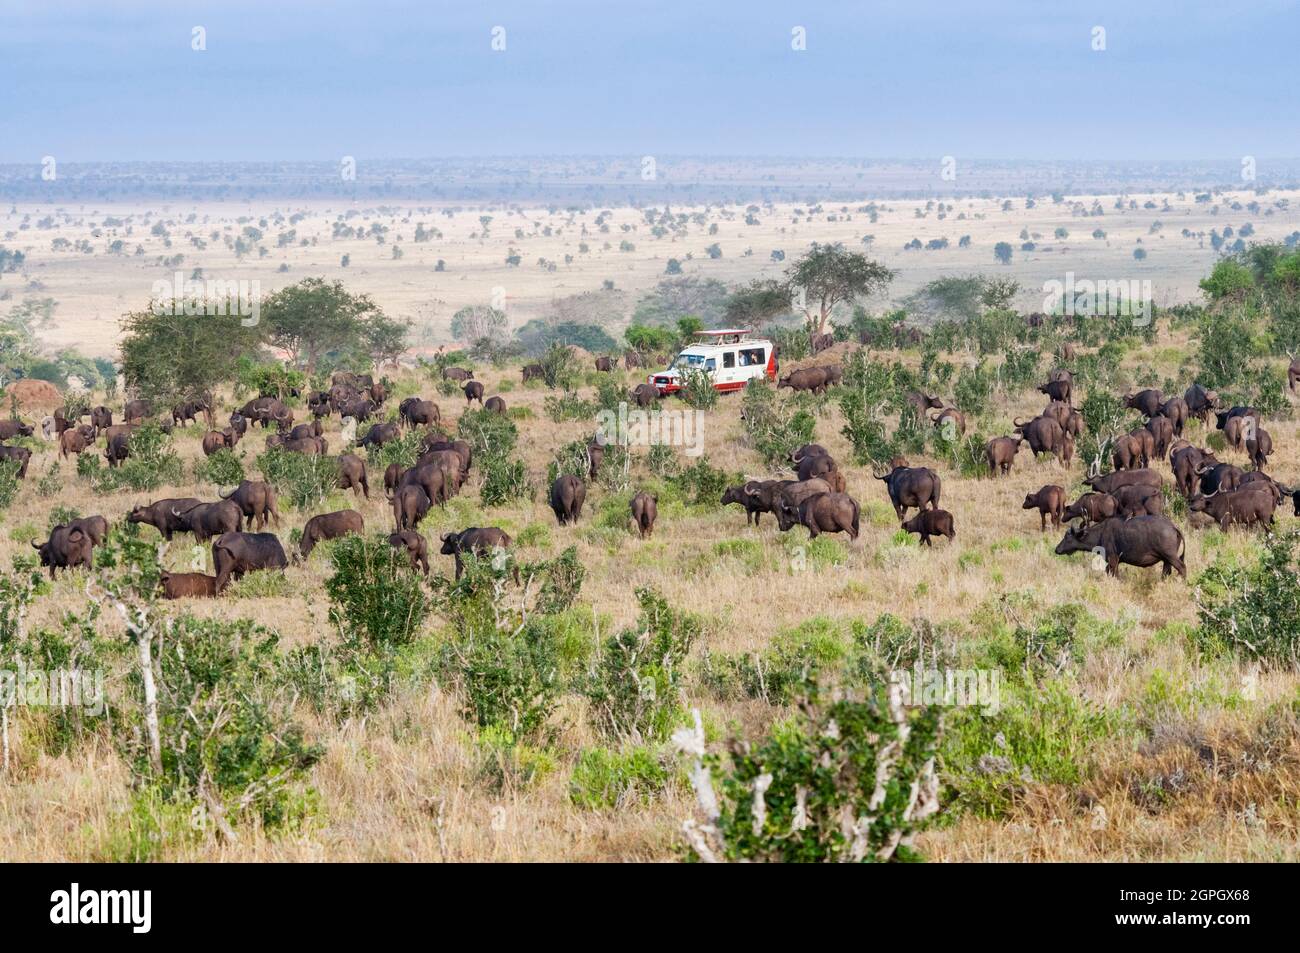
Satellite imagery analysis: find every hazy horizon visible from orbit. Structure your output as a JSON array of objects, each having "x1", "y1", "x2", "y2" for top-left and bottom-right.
[{"x1": 3, "y1": 0, "x2": 1298, "y2": 164}]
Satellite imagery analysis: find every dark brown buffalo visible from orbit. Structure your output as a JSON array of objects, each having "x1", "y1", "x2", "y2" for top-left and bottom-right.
[
  {"x1": 1063, "y1": 492, "x2": 1118, "y2": 525},
  {"x1": 797, "y1": 451, "x2": 838, "y2": 482},
  {"x1": 91, "y1": 405, "x2": 113, "y2": 430},
  {"x1": 631, "y1": 383, "x2": 658, "y2": 407},
  {"x1": 228, "y1": 411, "x2": 248, "y2": 435},
  {"x1": 1083, "y1": 468, "x2": 1162, "y2": 496},
  {"x1": 484, "y1": 395, "x2": 507, "y2": 415},
  {"x1": 772, "y1": 479, "x2": 835, "y2": 531},
  {"x1": 414, "y1": 449, "x2": 468, "y2": 495},
  {"x1": 779, "y1": 366, "x2": 834, "y2": 394},
  {"x1": 420, "y1": 436, "x2": 472, "y2": 473},
  {"x1": 1171, "y1": 445, "x2": 1217, "y2": 497},
  {"x1": 790, "y1": 444, "x2": 830, "y2": 464},
  {"x1": 239, "y1": 396, "x2": 289, "y2": 429},
  {"x1": 623, "y1": 350, "x2": 644, "y2": 370},
  {"x1": 440, "y1": 527, "x2": 515, "y2": 580},
  {"x1": 127, "y1": 498, "x2": 203, "y2": 540},
  {"x1": 33, "y1": 524, "x2": 94, "y2": 578},
  {"x1": 1199, "y1": 462, "x2": 1243, "y2": 496},
  {"x1": 1145, "y1": 414, "x2": 1174, "y2": 459},
  {"x1": 464, "y1": 380, "x2": 485, "y2": 405},
  {"x1": 1016, "y1": 416, "x2": 1073, "y2": 464},
  {"x1": 931, "y1": 407, "x2": 966, "y2": 438},
  {"x1": 1223, "y1": 415, "x2": 1248, "y2": 451},
  {"x1": 1111, "y1": 433, "x2": 1147, "y2": 471},
  {"x1": 1113, "y1": 483, "x2": 1164, "y2": 518},
  {"x1": 218, "y1": 480, "x2": 280, "y2": 529},
  {"x1": 289, "y1": 420, "x2": 322, "y2": 441},
  {"x1": 442, "y1": 367, "x2": 474, "y2": 382},
  {"x1": 1237, "y1": 470, "x2": 1286, "y2": 502},
  {"x1": 782, "y1": 491, "x2": 860, "y2": 540},
  {"x1": 810, "y1": 332, "x2": 835, "y2": 354},
  {"x1": 1038, "y1": 379, "x2": 1071, "y2": 403},
  {"x1": 1247, "y1": 427, "x2": 1272, "y2": 470},
  {"x1": 64, "y1": 515, "x2": 108, "y2": 547},
  {"x1": 389, "y1": 530, "x2": 430, "y2": 574},
  {"x1": 399, "y1": 398, "x2": 441, "y2": 429},
  {"x1": 1215, "y1": 406, "x2": 1257, "y2": 431},
  {"x1": 1157, "y1": 397, "x2": 1189, "y2": 437},
  {"x1": 1023, "y1": 485, "x2": 1066, "y2": 530},
  {"x1": 1291, "y1": 357, "x2": 1300, "y2": 392},
  {"x1": 1124, "y1": 389, "x2": 1163, "y2": 418},
  {"x1": 123, "y1": 398, "x2": 152, "y2": 423},
  {"x1": 384, "y1": 462, "x2": 402, "y2": 498},
  {"x1": 905, "y1": 391, "x2": 944, "y2": 417},
  {"x1": 359, "y1": 422, "x2": 401, "y2": 448},
  {"x1": 1184, "y1": 383, "x2": 1219, "y2": 423},
  {"x1": 901, "y1": 508, "x2": 955, "y2": 546},
  {"x1": 1041, "y1": 401, "x2": 1072, "y2": 428},
  {"x1": 337, "y1": 453, "x2": 370, "y2": 499},
  {"x1": 173, "y1": 499, "x2": 243, "y2": 543},
  {"x1": 722, "y1": 480, "x2": 783, "y2": 527},
  {"x1": 0, "y1": 419, "x2": 33, "y2": 440},
  {"x1": 550, "y1": 475, "x2": 587, "y2": 525},
  {"x1": 877, "y1": 466, "x2": 941, "y2": 519},
  {"x1": 1055, "y1": 516, "x2": 1186, "y2": 578},
  {"x1": 630, "y1": 491, "x2": 658, "y2": 538},
  {"x1": 284, "y1": 436, "x2": 327, "y2": 455},
  {"x1": 595, "y1": 356, "x2": 616, "y2": 372},
  {"x1": 986, "y1": 436, "x2": 1020, "y2": 476},
  {"x1": 299, "y1": 510, "x2": 365, "y2": 558},
  {"x1": 521, "y1": 364, "x2": 544, "y2": 382},
  {"x1": 159, "y1": 571, "x2": 217, "y2": 599},
  {"x1": 171, "y1": 399, "x2": 209, "y2": 427},
  {"x1": 211, "y1": 532, "x2": 288, "y2": 594},
  {"x1": 202, "y1": 429, "x2": 238, "y2": 456},
  {"x1": 59, "y1": 425, "x2": 96, "y2": 458},
  {"x1": 392, "y1": 483, "x2": 433, "y2": 530},
  {"x1": 0, "y1": 444, "x2": 32, "y2": 478},
  {"x1": 337, "y1": 396, "x2": 376, "y2": 422},
  {"x1": 1189, "y1": 485, "x2": 1277, "y2": 531}
]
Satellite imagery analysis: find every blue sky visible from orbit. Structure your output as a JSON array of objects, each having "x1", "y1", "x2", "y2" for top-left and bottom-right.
[{"x1": 2, "y1": 0, "x2": 1297, "y2": 162}]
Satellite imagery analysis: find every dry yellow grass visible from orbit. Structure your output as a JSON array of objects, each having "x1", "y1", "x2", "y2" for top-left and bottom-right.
[{"x1": 4, "y1": 222, "x2": 1300, "y2": 860}]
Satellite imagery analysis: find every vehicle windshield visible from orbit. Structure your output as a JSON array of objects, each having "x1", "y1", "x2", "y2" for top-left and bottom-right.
[{"x1": 672, "y1": 353, "x2": 708, "y2": 368}]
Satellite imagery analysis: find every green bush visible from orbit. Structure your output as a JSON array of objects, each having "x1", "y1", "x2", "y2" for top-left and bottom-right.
[
  {"x1": 676, "y1": 368, "x2": 718, "y2": 410},
  {"x1": 326, "y1": 535, "x2": 430, "y2": 649},
  {"x1": 570, "y1": 746, "x2": 672, "y2": 810},
  {"x1": 480, "y1": 455, "x2": 530, "y2": 507},
  {"x1": 257, "y1": 448, "x2": 339, "y2": 509},
  {"x1": 194, "y1": 447, "x2": 245, "y2": 486},
  {"x1": 669, "y1": 457, "x2": 741, "y2": 508},
  {"x1": 684, "y1": 681, "x2": 943, "y2": 863},
  {"x1": 0, "y1": 459, "x2": 21, "y2": 508},
  {"x1": 583, "y1": 588, "x2": 701, "y2": 744},
  {"x1": 92, "y1": 423, "x2": 183, "y2": 493},
  {"x1": 741, "y1": 377, "x2": 816, "y2": 467},
  {"x1": 1194, "y1": 531, "x2": 1300, "y2": 665}
]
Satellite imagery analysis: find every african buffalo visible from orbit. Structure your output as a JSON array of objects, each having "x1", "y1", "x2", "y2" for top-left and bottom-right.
[
  {"x1": 159, "y1": 571, "x2": 218, "y2": 599},
  {"x1": 33, "y1": 524, "x2": 95, "y2": 578},
  {"x1": 389, "y1": 530, "x2": 430, "y2": 574},
  {"x1": 211, "y1": 532, "x2": 288, "y2": 594},
  {"x1": 522, "y1": 364, "x2": 544, "y2": 382},
  {"x1": 440, "y1": 527, "x2": 515, "y2": 580},
  {"x1": 901, "y1": 508, "x2": 955, "y2": 546},
  {"x1": 986, "y1": 436, "x2": 1020, "y2": 476},
  {"x1": 0, "y1": 419, "x2": 33, "y2": 440},
  {"x1": 218, "y1": 480, "x2": 280, "y2": 530},
  {"x1": 127, "y1": 497, "x2": 203, "y2": 540},
  {"x1": 1157, "y1": 397, "x2": 1189, "y2": 437},
  {"x1": 1063, "y1": 492, "x2": 1118, "y2": 525},
  {"x1": 632, "y1": 383, "x2": 658, "y2": 408},
  {"x1": 1023, "y1": 485, "x2": 1066, "y2": 530},
  {"x1": 1199, "y1": 462, "x2": 1244, "y2": 496},
  {"x1": 1145, "y1": 415, "x2": 1174, "y2": 459},
  {"x1": 464, "y1": 381, "x2": 485, "y2": 405},
  {"x1": 0, "y1": 444, "x2": 33, "y2": 478},
  {"x1": 1112, "y1": 483, "x2": 1164, "y2": 518},
  {"x1": 877, "y1": 466, "x2": 941, "y2": 518},
  {"x1": 1189, "y1": 485, "x2": 1277, "y2": 532},
  {"x1": 1246, "y1": 428, "x2": 1272, "y2": 470},
  {"x1": 782, "y1": 491, "x2": 860, "y2": 540},
  {"x1": 1124, "y1": 389, "x2": 1163, "y2": 418},
  {"x1": 630, "y1": 491, "x2": 658, "y2": 538},
  {"x1": 550, "y1": 475, "x2": 586, "y2": 525},
  {"x1": 1083, "y1": 468, "x2": 1162, "y2": 496},
  {"x1": 337, "y1": 453, "x2": 370, "y2": 499},
  {"x1": 359, "y1": 422, "x2": 401, "y2": 448},
  {"x1": 299, "y1": 510, "x2": 365, "y2": 558},
  {"x1": 484, "y1": 396, "x2": 507, "y2": 415},
  {"x1": 1055, "y1": 516, "x2": 1186, "y2": 578},
  {"x1": 173, "y1": 499, "x2": 243, "y2": 543},
  {"x1": 595, "y1": 356, "x2": 616, "y2": 372},
  {"x1": 392, "y1": 483, "x2": 433, "y2": 530},
  {"x1": 442, "y1": 367, "x2": 474, "y2": 382}
]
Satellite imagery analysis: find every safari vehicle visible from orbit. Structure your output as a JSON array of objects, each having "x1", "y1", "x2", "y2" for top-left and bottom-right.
[{"x1": 647, "y1": 329, "x2": 777, "y2": 395}]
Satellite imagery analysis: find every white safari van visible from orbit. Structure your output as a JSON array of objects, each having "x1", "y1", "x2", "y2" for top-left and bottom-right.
[{"x1": 647, "y1": 329, "x2": 777, "y2": 396}]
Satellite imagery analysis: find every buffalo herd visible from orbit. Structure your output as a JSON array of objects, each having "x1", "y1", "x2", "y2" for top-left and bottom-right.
[{"x1": 10, "y1": 355, "x2": 1299, "y2": 596}]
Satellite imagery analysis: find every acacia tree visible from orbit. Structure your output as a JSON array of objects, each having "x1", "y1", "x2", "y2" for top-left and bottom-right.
[
  {"x1": 724, "y1": 279, "x2": 790, "y2": 327},
  {"x1": 119, "y1": 306, "x2": 263, "y2": 423},
  {"x1": 364, "y1": 314, "x2": 411, "y2": 369},
  {"x1": 450, "y1": 305, "x2": 508, "y2": 344},
  {"x1": 783, "y1": 244, "x2": 893, "y2": 335},
  {"x1": 261, "y1": 277, "x2": 384, "y2": 372}
]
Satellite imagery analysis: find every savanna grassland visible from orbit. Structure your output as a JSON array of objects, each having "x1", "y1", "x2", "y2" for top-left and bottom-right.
[
  {"x1": 1, "y1": 306, "x2": 1299, "y2": 863},
  {"x1": 2, "y1": 174, "x2": 1300, "y2": 863}
]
